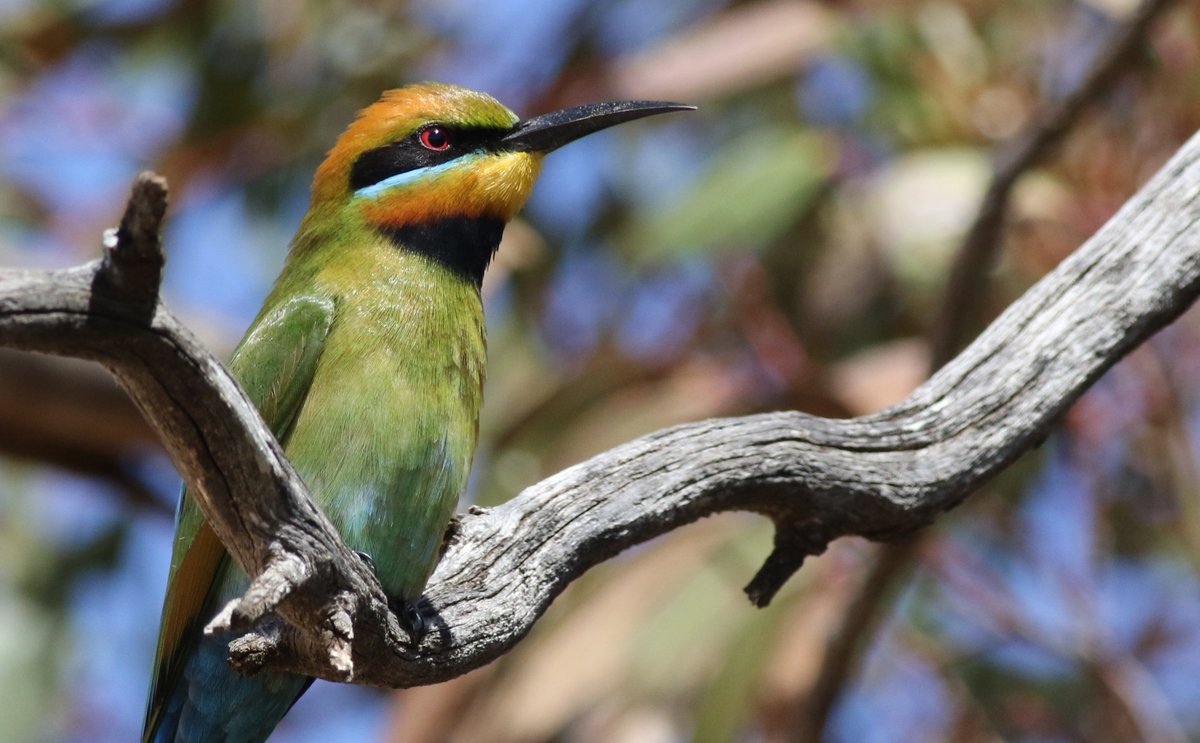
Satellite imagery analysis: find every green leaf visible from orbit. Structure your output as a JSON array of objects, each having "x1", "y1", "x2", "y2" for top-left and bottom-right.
[{"x1": 624, "y1": 130, "x2": 834, "y2": 263}]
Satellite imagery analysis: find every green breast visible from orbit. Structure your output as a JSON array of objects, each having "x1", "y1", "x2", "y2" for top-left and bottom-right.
[{"x1": 282, "y1": 238, "x2": 486, "y2": 599}]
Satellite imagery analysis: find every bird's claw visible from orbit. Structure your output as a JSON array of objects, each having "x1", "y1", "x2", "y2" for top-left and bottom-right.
[
  {"x1": 354, "y1": 550, "x2": 378, "y2": 575},
  {"x1": 354, "y1": 551, "x2": 425, "y2": 644},
  {"x1": 392, "y1": 599, "x2": 428, "y2": 644}
]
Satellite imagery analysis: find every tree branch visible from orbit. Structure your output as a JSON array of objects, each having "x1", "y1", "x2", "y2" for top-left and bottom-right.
[{"x1": 3, "y1": 118, "x2": 1200, "y2": 687}]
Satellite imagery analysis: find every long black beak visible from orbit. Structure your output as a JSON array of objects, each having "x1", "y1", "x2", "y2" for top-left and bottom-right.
[{"x1": 501, "y1": 100, "x2": 695, "y2": 153}]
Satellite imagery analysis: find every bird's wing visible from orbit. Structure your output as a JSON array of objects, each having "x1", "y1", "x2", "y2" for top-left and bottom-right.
[{"x1": 142, "y1": 295, "x2": 334, "y2": 741}]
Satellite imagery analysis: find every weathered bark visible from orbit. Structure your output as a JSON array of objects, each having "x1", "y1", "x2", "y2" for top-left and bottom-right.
[{"x1": 1, "y1": 123, "x2": 1199, "y2": 687}]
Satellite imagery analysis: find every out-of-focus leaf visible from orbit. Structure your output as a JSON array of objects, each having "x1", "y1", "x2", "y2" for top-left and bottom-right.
[
  {"x1": 829, "y1": 337, "x2": 929, "y2": 415},
  {"x1": 606, "y1": 0, "x2": 838, "y2": 102},
  {"x1": 691, "y1": 600, "x2": 786, "y2": 743},
  {"x1": 866, "y1": 147, "x2": 989, "y2": 293},
  {"x1": 629, "y1": 521, "x2": 776, "y2": 697},
  {"x1": 0, "y1": 589, "x2": 59, "y2": 743},
  {"x1": 447, "y1": 518, "x2": 747, "y2": 742},
  {"x1": 623, "y1": 129, "x2": 834, "y2": 262}
]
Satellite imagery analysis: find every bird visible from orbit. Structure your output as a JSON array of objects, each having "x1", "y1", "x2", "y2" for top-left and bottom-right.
[{"x1": 141, "y1": 82, "x2": 693, "y2": 743}]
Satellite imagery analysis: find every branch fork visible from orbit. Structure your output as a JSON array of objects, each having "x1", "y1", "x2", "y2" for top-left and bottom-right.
[{"x1": 2, "y1": 121, "x2": 1200, "y2": 686}]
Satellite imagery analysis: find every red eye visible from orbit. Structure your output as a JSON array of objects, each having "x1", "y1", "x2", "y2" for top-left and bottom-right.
[{"x1": 419, "y1": 126, "x2": 450, "y2": 151}]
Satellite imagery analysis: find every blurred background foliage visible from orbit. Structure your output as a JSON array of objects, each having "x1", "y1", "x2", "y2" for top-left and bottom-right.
[{"x1": 2, "y1": 0, "x2": 1200, "y2": 741}]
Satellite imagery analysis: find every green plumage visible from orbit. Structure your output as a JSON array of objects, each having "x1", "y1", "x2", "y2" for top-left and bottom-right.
[
  {"x1": 263, "y1": 224, "x2": 486, "y2": 600},
  {"x1": 145, "y1": 221, "x2": 486, "y2": 741}
]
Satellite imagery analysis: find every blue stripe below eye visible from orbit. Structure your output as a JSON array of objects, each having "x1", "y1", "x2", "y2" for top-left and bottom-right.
[{"x1": 353, "y1": 153, "x2": 483, "y2": 200}]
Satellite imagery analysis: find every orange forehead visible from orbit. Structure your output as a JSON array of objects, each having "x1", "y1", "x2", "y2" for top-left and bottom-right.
[{"x1": 312, "y1": 83, "x2": 519, "y2": 204}]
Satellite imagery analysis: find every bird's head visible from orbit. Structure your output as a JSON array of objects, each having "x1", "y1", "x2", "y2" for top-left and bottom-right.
[{"x1": 309, "y1": 82, "x2": 693, "y2": 229}]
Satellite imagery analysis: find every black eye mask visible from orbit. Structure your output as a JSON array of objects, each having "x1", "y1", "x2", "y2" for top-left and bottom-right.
[{"x1": 348, "y1": 126, "x2": 511, "y2": 193}]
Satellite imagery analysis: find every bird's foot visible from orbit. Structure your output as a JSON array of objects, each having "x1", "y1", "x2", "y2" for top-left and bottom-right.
[
  {"x1": 391, "y1": 598, "x2": 428, "y2": 645},
  {"x1": 354, "y1": 550, "x2": 378, "y2": 575},
  {"x1": 353, "y1": 551, "x2": 426, "y2": 644}
]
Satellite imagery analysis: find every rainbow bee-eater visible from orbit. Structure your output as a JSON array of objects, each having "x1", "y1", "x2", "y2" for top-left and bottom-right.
[{"x1": 141, "y1": 83, "x2": 692, "y2": 742}]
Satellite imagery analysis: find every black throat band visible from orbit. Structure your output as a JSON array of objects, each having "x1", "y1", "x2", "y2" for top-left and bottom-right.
[{"x1": 382, "y1": 217, "x2": 506, "y2": 288}]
